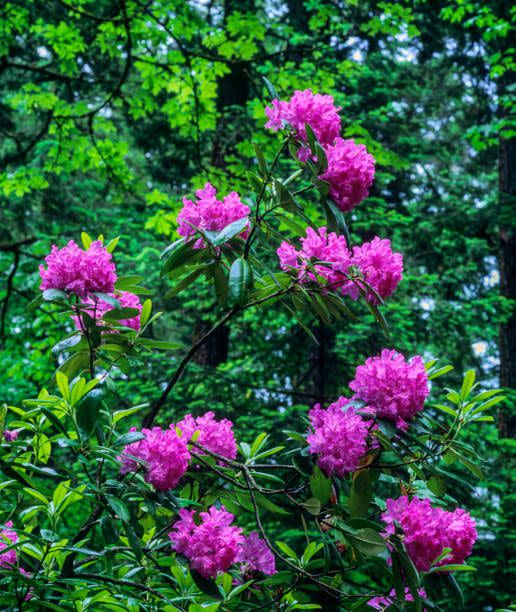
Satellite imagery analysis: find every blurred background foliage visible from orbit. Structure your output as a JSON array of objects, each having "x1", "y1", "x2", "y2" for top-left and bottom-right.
[{"x1": 0, "y1": 0, "x2": 514, "y2": 608}]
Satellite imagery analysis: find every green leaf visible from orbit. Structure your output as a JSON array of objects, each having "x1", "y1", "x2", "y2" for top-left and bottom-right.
[
  {"x1": 212, "y1": 217, "x2": 249, "y2": 246},
  {"x1": 228, "y1": 258, "x2": 253, "y2": 306},
  {"x1": 190, "y1": 569, "x2": 223, "y2": 598},
  {"x1": 105, "y1": 494, "x2": 130, "y2": 523},
  {"x1": 428, "y1": 475, "x2": 447, "y2": 496},
  {"x1": 301, "y1": 497, "x2": 321, "y2": 515},
  {"x1": 114, "y1": 431, "x2": 146, "y2": 447},
  {"x1": 33, "y1": 433, "x2": 51, "y2": 464},
  {"x1": 460, "y1": 369, "x2": 476, "y2": 401},
  {"x1": 106, "y1": 236, "x2": 120, "y2": 253},
  {"x1": 139, "y1": 299, "x2": 152, "y2": 327},
  {"x1": 101, "y1": 515, "x2": 119, "y2": 545},
  {"x1": 275, "y1": 540, "x2": 298, "y2": 560},
  {"x1": 113, "y1": 404, "x2": 147, "y2": 426},
  {"x1": 137, "y1": 338, "x2": 183, "y2": 351},
  {"x1": 42, "y1": 288, "x2": 67, "y2": 301},
  {"x1": 349, "y1": 469, "x2": 375, "y2": 518},
  {"x1": 102, "y1": 307, "x2": 140, "y2": 321},
  {"x1": 310, "y1": 466, "x2": 332, "y2": 505},
  {"x1": 349, "y1": 528, "x2": 386, "y2": 557},
  {"x1": 76, "y1": 389, "x2": 102, "y2": 438},
  {"x1": 81, "y1": 232, "x2": 92, "y2": 249},
  {"x1": 254, "y1": 142, "x2": 268, "y2": 176},
  {"x1": 161, "y1": 241, "x2": 203, "y2": 276},
  {"x1": 430, "y1": 564, "x2": 476, "y2": 573},
  {"x1": 262, "y1": 76, "x2": 278, "y2": 100}
]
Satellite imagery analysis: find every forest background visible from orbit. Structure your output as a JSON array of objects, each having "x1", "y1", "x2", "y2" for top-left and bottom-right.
[{"x1": 0, "y1": 0, "x2": 514, "y2": 609}]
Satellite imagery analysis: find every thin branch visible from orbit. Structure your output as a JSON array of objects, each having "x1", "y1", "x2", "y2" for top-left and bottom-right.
[{"x1": 142, "y1": 307, "x2": 239, "y2": 427}]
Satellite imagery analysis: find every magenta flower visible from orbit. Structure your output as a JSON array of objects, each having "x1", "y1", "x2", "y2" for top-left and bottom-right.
[
  {"x1": 177, "y1": 412, "x2": 237, "y2": 462},
  {"x1": 237, "y1": 532, "x2": 276, "y2": 577},
  {"x1": 347, "y1": 237, "x2": 403, "y2": 303},
  {"x1": 277, "y1": 226, "x2": 352, "y2": 292},
  {"x1": 177, "y1": 183, "x2": 250, "y2": 249},
  {"x1": 119, "y1": 426, "x2": 190, "y2": 491},
  {"x1": 39, "y1": 240, "x2": 117, "y2": 299},
  {"x1": 169, "y1": 506, "x2": 244, "y2": 578},
  {"x1": 368, "y1": 587, "x2": 427, "y2": 610},
  {"x1": 3, "y1": 430, "x2": 18, "y2": 442},
  {"x1": 307, "y1": 397, "x2": 370, "y2": 477},
  {"x1": 382, "y1": 496, "x2": 477, "y2": 572},
  {"x1": 319, "y1": 138, "x2": 375, "y2": 211},
  {"x1": 349, "y1": 349, "x2": 429, "y2": 429},
  {"x1": 0, "y1": 521, "x2": 18, "y2": 569},
  {"x1": 265, "y1": 89, "x2": 341, "y2": 161},
  {"x1": 73, "y1": 291, "x2": 142, "y2": 332}
]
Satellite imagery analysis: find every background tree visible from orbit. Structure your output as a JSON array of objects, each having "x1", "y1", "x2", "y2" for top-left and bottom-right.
[{"x1": 0, "y1": 0, "x2": 514, "y2": 607}]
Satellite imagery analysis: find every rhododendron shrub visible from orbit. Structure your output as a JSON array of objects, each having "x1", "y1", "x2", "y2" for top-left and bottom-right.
[{"x1": 0, "y1": 84, "x2": 504, "y2": 611}]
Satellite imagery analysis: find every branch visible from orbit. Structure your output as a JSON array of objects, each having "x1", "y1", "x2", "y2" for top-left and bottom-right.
[{"x1": 142, "y1": 306, "x2": 239, "y2": 427}]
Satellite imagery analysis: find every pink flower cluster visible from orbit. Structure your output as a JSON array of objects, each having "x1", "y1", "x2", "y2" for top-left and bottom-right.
[
  {"x1": 382, "y1": 496, "x2": 477, "y2": 572},
  {"x1": 307, "y1": 397, "x2": 371, "y2": 477},
  {"x1": 265, "y1": 89, "x2": 375, "y2": 211},
  {"x1": 73, "y1": 291, "x2": 142, "y2": 332},
  {"x1": 0, "y1": 522, "x2": 32, "y2": 599},
  {"x1": 120, "y1": 412, "x2": 237, "y2": 490},
  {"x1": 39, "y1": 240, "x2": 117, "y2": 299},
  {"x1": 265, "y1": 89, "x2": 341, "y2": 161},
  {"x1": 237, "y1": 531, "x2": 277, "y2": 577},
  {"x1": 350, "y1": 349, "x2": 429, "y2": 429},
  {"x1": 170, "y1": 507, "x2": 274, "y2": 579},
  {"x1": 3, "y1": 430, "x2": 18, "y2": 442},
  {"x1": 0, "y1": 521, "x2": 18, "y2": 569},
  {"x1": 277, "y1": 227, "x2": 352, "y2": 292},
  {"x1": 368, "y1": 587, "x2": 427, "y2": 610},
  {"x1": 119, "y1": 426, "x2": 190, "y2": 491},
  {"x1": 319, "y1": 138, "x2": 375, "y2": 211},
  {"x1": 348, "y1": 237, "x2": 403, "y2": 302},
  {"x1": 177, "y1": 412, "x2": 237, "y2": 462},
  {"x1": 169, "y1": 506, "x2": 244, "y2": 578},
  {"x1": 177, "y1": 182, "x2": 250, "y2": 248},
  {"x1": 277, "y1": 227, "x2": 403, "y2": 304}
]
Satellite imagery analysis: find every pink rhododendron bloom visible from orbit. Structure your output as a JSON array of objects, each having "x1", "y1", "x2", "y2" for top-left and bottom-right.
[
  {"x1": 265, "y1": 89, "x2": 341, "y2": 161},
  {"x1": 0, "y1": 523, "x2": 31, "y2": 599},
  {"x1": 382, "y1": 496, "x2": 477, "y2": 572},
  {"x1": 368, "y1": 587, "x2": 427, "y2": 610},
  {"x1": 39, "y1": 240, "x2": 117, "y2": 298},
  {"x1": 348, "y1": 237, "x2": 403, "y2": 303},
  {"x1": 119, "y1": 426, "x2": 190, "y2": 491},
  {"x1": 177, "y1": 183, "x2": 250, "y2": 248},
  {"x1": 0, "y1": 521, "x2": 18, "y2": 569},
  {"x1": 277, "y1": 226, "x2": 352, "y2": 292},
  {"x1": 237, "y1": 532, "x2": 276, "y2": 577},
  {"x1": 3, "y1": 430, "x2": 18, "y2": 442},
  {"x1": 349, "y1": 349, "x2": 429, "y2": 429},
  {"x1": 73, "y1": 291, "x2": 142, "y2": 331},
  {"x1": 169, "y1": 506, "x2": 244, "y2": 578},
  {"x1": 177, "y1": 411, "x2": 237, "y2": 462},
  {"x1": 307, "y1": 397, "x2": 370, "y2": 477},
  {"x1": 319, "y1": 138, "x2": 375, "y2": 211}
]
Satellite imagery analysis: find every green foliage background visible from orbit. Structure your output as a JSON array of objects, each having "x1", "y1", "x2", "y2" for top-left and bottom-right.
[{"x1": 0, "y1": 0, "x2": 514, "y2": 608}]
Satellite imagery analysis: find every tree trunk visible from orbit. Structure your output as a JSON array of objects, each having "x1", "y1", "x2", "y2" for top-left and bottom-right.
[
  {"x1": 193, "y1": 0, "x2": 254, "y2": 367},
  {"x1": 498, "y1": 135, "x2": 516, "y2": 437}
]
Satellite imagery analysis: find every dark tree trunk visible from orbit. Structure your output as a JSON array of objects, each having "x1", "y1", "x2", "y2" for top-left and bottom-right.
[
  {"x1": 498, "y1": 135, "x2": 516, "y2": 436},
  {"x1": 193, "y1": 0, "x2": 254, "y2": 367}
]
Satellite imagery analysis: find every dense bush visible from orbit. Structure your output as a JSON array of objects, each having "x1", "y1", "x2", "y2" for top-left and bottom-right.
[{"x1": 0, "y1": 89, "x2": 505, "y2": 610}]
